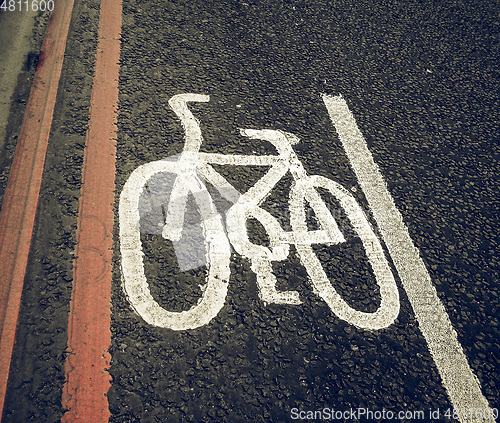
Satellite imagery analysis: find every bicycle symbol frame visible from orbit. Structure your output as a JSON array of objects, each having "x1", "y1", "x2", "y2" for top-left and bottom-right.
[{"x1": 119, "y1": 93, "x2": 400, "y2": 331}]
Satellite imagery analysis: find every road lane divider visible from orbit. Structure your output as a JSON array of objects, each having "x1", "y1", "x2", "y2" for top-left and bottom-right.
[
  {"x1": 0, "y1": 0, "x2": 75, "y2": 416},
  {"x1": 61, "y1": 0, "x2": 122, "y2": 420},
  {"x1": 323, "y1": 94, "x2": 494, "y2": 423}
]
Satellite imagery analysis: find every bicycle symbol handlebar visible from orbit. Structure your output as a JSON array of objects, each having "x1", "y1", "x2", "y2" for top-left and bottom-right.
[{"x1": 119, "y1": 93, "x2": 400, "y2": 331}]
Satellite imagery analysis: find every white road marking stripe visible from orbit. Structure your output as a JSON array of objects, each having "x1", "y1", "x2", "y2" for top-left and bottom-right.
[{"x1": 323, "y1": 94, "x2": 494, "y2": 422}]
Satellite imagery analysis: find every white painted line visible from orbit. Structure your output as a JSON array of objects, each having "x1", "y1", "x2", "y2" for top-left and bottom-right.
[{"x1": 323, "y1": 94, "x2": 494, "y2": 422}]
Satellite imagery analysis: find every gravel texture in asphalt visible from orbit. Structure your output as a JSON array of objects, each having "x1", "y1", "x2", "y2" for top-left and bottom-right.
[{"x1": 2, "y1": 0, "x2": 499, "y2": 421}]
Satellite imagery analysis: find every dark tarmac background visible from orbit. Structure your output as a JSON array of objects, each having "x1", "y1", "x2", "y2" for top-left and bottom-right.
[{"x1": 1, "y1": 0, "x2": 499, "y2": 421}]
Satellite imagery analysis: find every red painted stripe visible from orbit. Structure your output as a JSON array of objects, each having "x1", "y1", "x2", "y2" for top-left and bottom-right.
[
  {"x1": 0, "y1": 0, "x2": 75, "y2": 416},
  {"x1": 61, "y1": 0, "x2": 121, "y2": 420}
]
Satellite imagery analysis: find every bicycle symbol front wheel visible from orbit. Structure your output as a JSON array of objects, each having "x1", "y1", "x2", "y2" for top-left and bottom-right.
[
  {"x1": 119, "y1": 159, "x2": 231, "y2": 330},
  {"x1": 290, "y1": 175, "x2": 400, "y2": 330}
]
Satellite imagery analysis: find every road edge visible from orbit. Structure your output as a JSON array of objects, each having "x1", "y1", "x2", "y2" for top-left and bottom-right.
[{"x1": 0, "y1": 0, "x2": 75, "y2": 417}]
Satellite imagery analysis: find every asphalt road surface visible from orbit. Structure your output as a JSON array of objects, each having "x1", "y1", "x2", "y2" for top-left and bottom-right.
[{"x1": 1, "y1": 0, "x2": 499, "y2": 422}]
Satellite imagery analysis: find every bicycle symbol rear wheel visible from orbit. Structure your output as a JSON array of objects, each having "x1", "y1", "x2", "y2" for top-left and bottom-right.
[{"x1": 119, "y1": 159, "x2": 231, "y2": 330}]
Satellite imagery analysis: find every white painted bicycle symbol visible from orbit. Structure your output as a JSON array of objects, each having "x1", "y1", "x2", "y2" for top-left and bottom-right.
[{"x1": 119, "y1": 93, "x2": 400, "y2": 331}]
